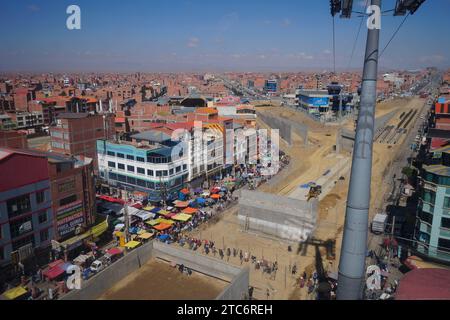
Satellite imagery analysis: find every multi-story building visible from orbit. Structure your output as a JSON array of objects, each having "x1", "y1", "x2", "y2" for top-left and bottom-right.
[
  {"x1": 415, "y1": 153, "x2": 450, "y2": 263},
  {"x1": 297, "y1": 90, "x2": 330, "y2": 117},
  {"x1": 0, "y1": 149, "x2": 96, "y2": 267},
  {"x1": 97, "y1": 134, "x2": 189, "y2": 203},
  {"x1": 50, "y1": 112, "x2": 115, "y2": 171},
  {"x1": 8, "y1": 111, "x2": 44, "y2": 130},
  {"x1": 0, "y1": 149, "x2": 54, "y2": 267}
]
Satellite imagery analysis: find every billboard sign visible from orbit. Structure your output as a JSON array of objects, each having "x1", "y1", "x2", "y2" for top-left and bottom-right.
[{"x1": 56, "y1": 200, "x2": 84, "y2": 237}]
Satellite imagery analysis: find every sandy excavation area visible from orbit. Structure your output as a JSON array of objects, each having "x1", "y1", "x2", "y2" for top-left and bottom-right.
[
  {"x1": 99, "y1": 259, "x2": 228, "y2": 300},
  {"x1": 187, "y1": 97, "x2": 425, "y2": 300}
]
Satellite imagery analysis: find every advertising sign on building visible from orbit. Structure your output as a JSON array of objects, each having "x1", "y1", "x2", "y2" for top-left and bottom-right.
[{"x1": 56, "y1": 200, "x2": 84, "y2": 237}]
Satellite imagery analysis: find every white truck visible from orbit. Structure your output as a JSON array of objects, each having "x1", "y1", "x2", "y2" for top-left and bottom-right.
[{"x1": 371, "y1": 213, "x2": 388, "y2": 235}]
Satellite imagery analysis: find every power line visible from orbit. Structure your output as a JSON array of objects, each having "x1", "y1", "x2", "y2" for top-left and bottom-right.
[
  {"x1": 379, "y1": 12, "x2": 411, "y2": 58},
  {"x1": 347, "y1": 0, "x2": 369, "y2": 70},
  {"x1": 332, "y1": 15, "x2": 336, "y2": 74}
]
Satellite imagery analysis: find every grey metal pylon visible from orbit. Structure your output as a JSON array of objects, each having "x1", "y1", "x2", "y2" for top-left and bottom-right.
[{"x1": 337, "y1": 0, "x2": 381, "y2": 300}]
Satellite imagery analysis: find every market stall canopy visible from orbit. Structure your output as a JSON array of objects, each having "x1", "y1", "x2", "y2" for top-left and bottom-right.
[
  {"x1": 210, "y1": 187, "x2": 221, "y2": 194},
  {"x1": 172, "y1": 213, "x2": 192, "y2": 222},
  {"x1": 124, "y1": 240, "x2": 141, "y2": 249},
  {"x1": 150, "y1": 207, "x2": 162, "y2": 214},
  {"x1": 159, "y1": 218, "x2": 175, "y2": 225},
  {"x1": 97, "y1": 195, "x2": 125, "y2": 205},
  {"x1": 132, "y1": 210, "x2": 154, "y2": 221},
  {"x1": 114, "y1": 223, "x2": 125, "y2": 231},
  {"x1": 201, "y1": 191, "x2": 211, "y2": 197},
  {"x1": 182, "y1": 207, "x2": 197, "y2": 214},
  {"x1": 131, "y1": 203, "x2": 143, "y2": 209},
  {"x1": 2, "y1": 286, "x2": 28, "y2": 300},
  {"x1": 158, "y1": 234, "x2": 170, "y2": 241},
  {"x1": 143, "y1": 205, "x2": 155, "y2": 211},
  {"x1": 194, "y1": 187, "x2": 204, "y2": 193},
  {"x1": 180, "y1": 188, "x2": 190, "y2": 194},
  {"x1": 158, "y1": 209, "x2": 170, "y2": 216},
  {"x1": 106, "y1": 247, "x2": 123, "y2": 256},
  {"x1": 174, "y1": 201, "x2": 190, "y2": 208},
  {"x1": 153, "y1": 223, "x2": 172, "y2": 231},
  {"x1": 138, "y1": 232, "x2": 154, "y2": 240},
  {"x1": 396, "y1": 268, "x2": 450, "y2": 300},
  {"x1": 43, "y1": 264, "x2": 65, "y2": 280},
  {"x1": 210, "y1": 194, "x2": 221, "y2": 199},
  {"x1": 146, "y1": 219, "x2": 161, "y2": 226}
]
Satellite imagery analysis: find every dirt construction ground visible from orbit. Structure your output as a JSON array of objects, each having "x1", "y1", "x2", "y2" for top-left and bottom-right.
[
  {"x1": 185, "y1": 97, "x2": 426, "y2": 300},
  {"x1": 99, "y1": 259, "x2": 227, "y2": 300}
]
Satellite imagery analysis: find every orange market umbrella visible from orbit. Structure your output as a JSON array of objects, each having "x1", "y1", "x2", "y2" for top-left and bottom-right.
[
  {"x1": 210, "y1": 194, "x2": 220, "y2": 199},
  {"x1": 180, "y1": 188, "x2": 190, "y2": 194}
]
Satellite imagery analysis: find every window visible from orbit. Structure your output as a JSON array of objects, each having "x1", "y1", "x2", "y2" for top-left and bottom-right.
[
  {"x1": 7, "y1": 195, "x2": 31, "y2": 218},
  {"x1": 163, "y1": 170, "x2": 168, "y2": 176},
  {"x1": 107, "y1": 151, "x2": 115, "y2": 157},
  {"x1": 137, "y1": 167, "x2": 145, "y2": 174},
  {"x1": 118, "y1": 174, "x2": 126, "y2": 182},
  {"x1": 444, "y1": 197, "x2": 450, "y2": 208},
  {"x1": 126, "y1": 177, "x2": 136, "y2": 185},
  {"x1": 109, "y1": 172, "x2": 117, "y2": 180},
  {"x1": 40, "y1": 229, "x2": 49, "y2": 242},
  {"x1": 438, "y1": 238, "x2": 450, "y2": 253},
  {"x1": 147, "y1": 181, "x2": 155, "y2": 189},
  {"x1": 136, "y1": 156, "x2": 145, "y2": 162},
  {"x1": 117, "y1": 153, "x2": 125, "y2": 159},
  {"x1": 147, "y1": 169, "x2": 154, "y2": 176},
  {"x1": 183, "y1": 164, "x2": 187, "y2": 170},
  {"x1": 0, "y1": 247, "x2": 3, "y2": 260},
  {"x1": 12, "y1": 234, "x2": 34, "y2": 251},
  {"x1": 38, "y1": 211, "x2": 47, "y2": 224},
  {"x1": 176, "y1": 166, "x2": 181, "y2": 173},
  {"x1": 422, "y1": 190, "x2": 436, "y2": 204},
  {"x1": 442, "y1": 217, "x2": 450, "y2": 229},
  {"x1": 169, "y1": 168, "x2": 174, "y2": 175},
  {"x1": 51, "y1": 141, "x2": 64, "y2": 149},
  {"x1": 156, "y1": 171, "x2": 162, "y2": 177},
  {"x1": 137, "y1": 179, "x2": 146, "y2": 187},
  {"x1": 59, "y1": 194, "x2": 77, "y2": 206},
  {"x1": 118, "y1": 163, "x2": 125, "y2": 170},
  {"x1": 127, "y1": 165, "x2": 135, "y2": 172},
  {"x1": 9, "y1": 216, "x2": 33, "y2": 238},
  {"x1": 108, "y1": 161, "x2": 116, "y2": 168},
  {"x1": 419, "y1": 210, "x2": 433, "y2": 225},
  {"x1": 127, "y1": 155, "x2": 135, "y2": 161},
  {"x1": 36, "y1": 190, "x2": 45, "y2": 204}
]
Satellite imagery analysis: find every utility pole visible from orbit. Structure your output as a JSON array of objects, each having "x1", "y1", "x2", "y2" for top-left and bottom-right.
[
  {"x1": 332, "y1": 0, "x2": 426, "y2": 300},
  {"x1": 336, "y1": 0, "x2": 381, "y2": 300}
]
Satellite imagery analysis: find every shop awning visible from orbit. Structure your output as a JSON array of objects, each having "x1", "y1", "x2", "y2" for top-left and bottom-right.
[
  {"x1": 153, "y1": 223, "x2": 172, "y2": 231},
  {"x1": 182, "y1": 207, "x2": 198, "y2": 214},
  {"x1": 124, "y1": 240, "x2": 141, "y2": 249},
  {"x1": 2, "y1": 286, "x2": 28, "y2": 300},
  {"x1": 172, "y1": 213, "x2": 192, "y2": 222}
]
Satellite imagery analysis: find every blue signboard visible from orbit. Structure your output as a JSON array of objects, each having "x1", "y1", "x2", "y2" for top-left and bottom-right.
[
  {"x1": 310, "y1": 97, "x2": 329, "y2": 107},
  {"x1": 438, "y1": 97, "x2": 446, "y2": 104}
]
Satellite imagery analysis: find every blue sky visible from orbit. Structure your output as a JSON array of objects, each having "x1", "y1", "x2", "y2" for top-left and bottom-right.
[{"x1": 0, "y1": 0, "x2": 449, "y2": 72}]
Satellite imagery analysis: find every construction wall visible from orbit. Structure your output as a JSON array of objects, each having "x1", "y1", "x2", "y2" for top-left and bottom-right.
[
  {"x1": 62, "y1": 241, "x2": 154, "y2": 300},
  {"x1": 153, "y1": 242, "x2": 250, "y2": 300},
  {"x1": 62, "y1": 241, "x2": 249, "y2": 300},
  {"x1": 238, "y1": 190, "x2": 317, "y2": 242},
  {"x1": 336, "y1": 109, "x2": 398, "y2": 153},
  {"x1": 257, "y1": 111, "x2": 309, "y2": 146}
]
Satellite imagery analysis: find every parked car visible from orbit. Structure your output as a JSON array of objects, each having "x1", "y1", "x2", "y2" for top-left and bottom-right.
[{"x1": 90, "y1": 260, "x2": 105, "y2": 273}]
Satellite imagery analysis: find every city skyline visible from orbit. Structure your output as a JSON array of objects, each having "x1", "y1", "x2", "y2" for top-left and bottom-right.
[{"x1": 0, "y1": 0, "x2": 449, "y2": 73}]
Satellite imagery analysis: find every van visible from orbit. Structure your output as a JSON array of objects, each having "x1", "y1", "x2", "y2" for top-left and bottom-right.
[{"x1": 371, "y1": 213, "x2": 387, "y2": 235}]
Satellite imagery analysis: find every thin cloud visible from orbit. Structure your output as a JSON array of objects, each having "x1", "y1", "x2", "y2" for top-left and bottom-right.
[
  {"x1": 187, "y1": 37, "x2": 200, "y2": 48},
  {"x1": 282, "y1": 18, "x2": 292, "y2": 27},
  {"x1": 26, "y1": 4, "x2": 40, "y2": 12}
]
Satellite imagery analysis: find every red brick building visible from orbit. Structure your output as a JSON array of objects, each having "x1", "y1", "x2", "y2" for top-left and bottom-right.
[
  {"x1": 49, "y1": 113, "x2": 115, "y2": 171},
  {"x1": 0, "y1": 130, "x2": 28, "y2": 149}
]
